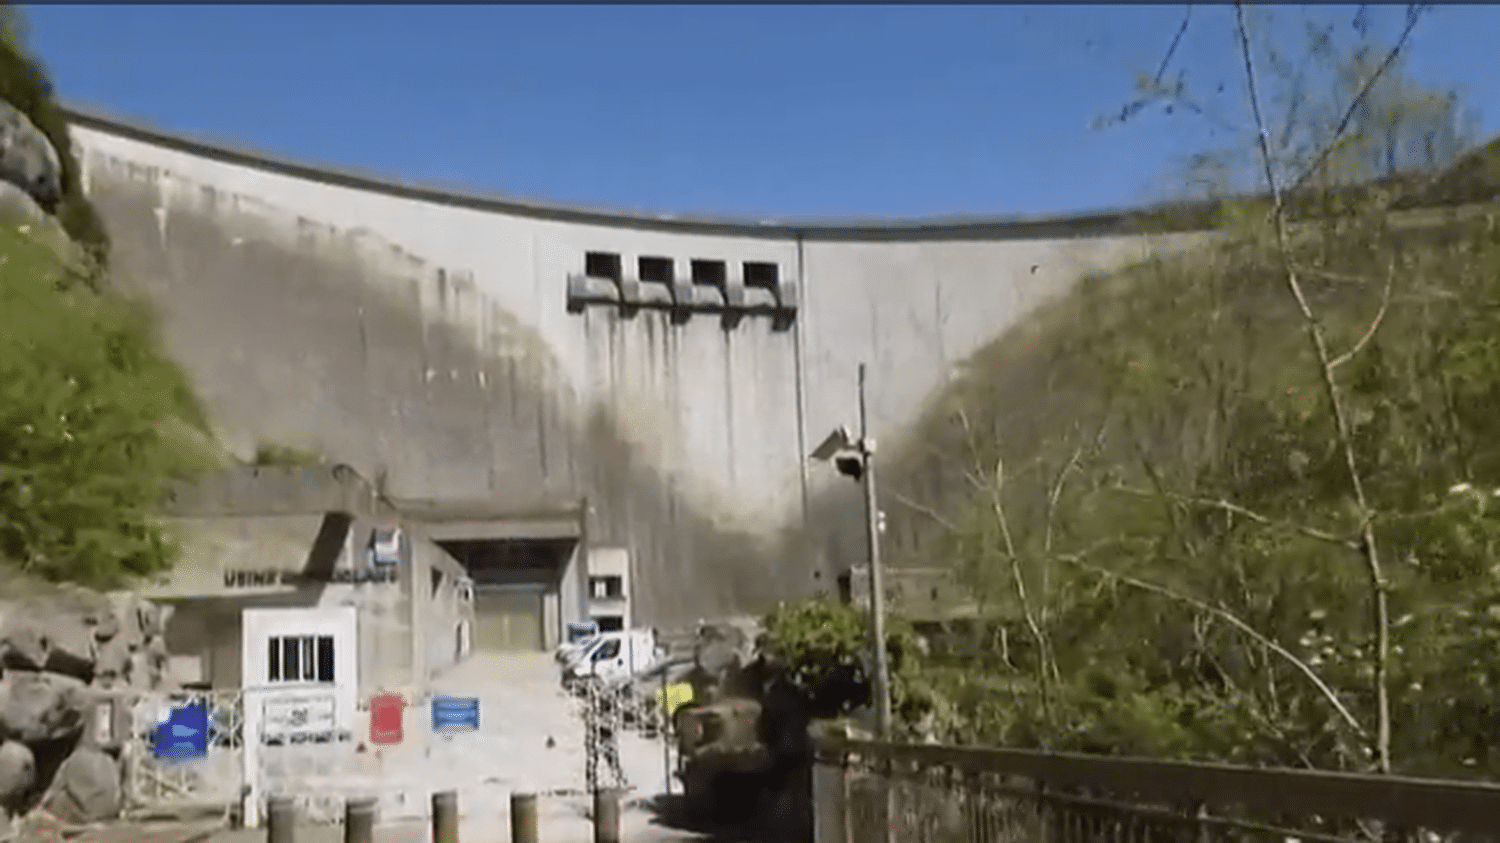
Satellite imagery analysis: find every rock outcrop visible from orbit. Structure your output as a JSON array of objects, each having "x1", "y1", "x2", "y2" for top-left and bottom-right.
[
  {"x1": 0, "y1": 98, "x2": 62, "y2": 212},
  {"x1": 0, "y1": 584, "x2": 174, "y2": 828}
]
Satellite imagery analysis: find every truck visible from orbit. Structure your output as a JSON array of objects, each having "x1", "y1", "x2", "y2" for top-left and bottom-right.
[{"x1": 561, "y1": 628, "x2": 663, "y2": 687}]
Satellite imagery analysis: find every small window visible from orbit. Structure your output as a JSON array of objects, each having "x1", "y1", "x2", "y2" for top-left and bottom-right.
[
  {"x1": 592, "y1": 639, "x2": 621, "y2": 661},
  {"x1": 638, "y1": 256, "x2": 673, "y2": 283},
  {"x1": 268, "y1": 634, "x2": 335, "y2": 683},
  {"x1": 317, "y1": 636, "x2": 335, "y2": 681},
  {"x1": 589, "y1": 575, "x2": 624, "y2": 600},
  {"x1": 744, "y1": 262, "x2": 779, "y2": 289},
  {"x1": 691, "y1": 259, "x2": 726, "y2": 286},
  {"x1": 585, "y1": 252, "x2": 622, "y2": 280},
  {"x1": 595, "y1": 615, "x2": 624, "y2": 633}
]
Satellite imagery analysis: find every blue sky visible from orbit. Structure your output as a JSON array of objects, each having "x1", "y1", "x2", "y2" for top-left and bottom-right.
[{"x1": 22, "y1": 4, "x2": 1500, "y2": 219}]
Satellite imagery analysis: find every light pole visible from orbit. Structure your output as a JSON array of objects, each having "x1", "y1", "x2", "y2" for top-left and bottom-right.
[{"x1": 810, "y1": 362, "x2": 892, "y2": 741}]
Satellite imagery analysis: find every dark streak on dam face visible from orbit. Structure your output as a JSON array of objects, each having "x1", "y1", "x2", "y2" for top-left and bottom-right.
[{"x1": 85, "y1": 164, "x2": 802, "y2": 626}]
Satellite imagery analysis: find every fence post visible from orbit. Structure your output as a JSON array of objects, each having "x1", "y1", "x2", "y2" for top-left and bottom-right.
[
  {"x1": 432, "y1": 789, "x2": 459, "y2": 843},
  {"x1": 344, "y1": 796, "x2": 376, "y2": 843},
  {"x1": 876, "y1": 756, "x2": 895, "y2": 843},
  {"x1": 592, "y1": 787, "x2": 621, "y2": 843},
  {"x1": 812, "y1": 747, "x2": 850, "y2": 843},
  {"x1": 659, "y1": 671, "x2": 672, "y2": 797},
  {"x1": 265, "y1": 794, "x2": 296, "y2": 843},
  {"x1": 510, "y1": 792, "x2": 538, "y2": 843}
]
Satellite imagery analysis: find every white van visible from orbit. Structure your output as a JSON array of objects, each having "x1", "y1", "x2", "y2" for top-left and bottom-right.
[{"x1": 563, "y1": 628, "x2": 662, "y2": 685}]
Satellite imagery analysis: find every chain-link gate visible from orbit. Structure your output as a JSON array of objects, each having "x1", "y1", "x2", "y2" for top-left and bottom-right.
[
  {"x1": 572, "y1": 674, "x2": 678, "y2": 798},
  {"x1": 117, "y1": 688, "x2": 245, "y2": 817}
]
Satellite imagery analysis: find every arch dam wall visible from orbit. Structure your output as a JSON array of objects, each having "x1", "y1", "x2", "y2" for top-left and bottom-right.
[{"x1": 62, "y1": 106, "x2": 1210, "y2": 626}]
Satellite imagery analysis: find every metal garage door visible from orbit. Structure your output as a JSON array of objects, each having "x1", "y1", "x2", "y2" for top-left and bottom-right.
[{"x1": 472, "y1": 587, "x2": 545, "y2": 652}]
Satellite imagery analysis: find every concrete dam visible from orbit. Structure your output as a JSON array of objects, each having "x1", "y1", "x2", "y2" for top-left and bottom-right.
[{"x1": 63, "y1": 104, "x2": 1205, "y2": 628}]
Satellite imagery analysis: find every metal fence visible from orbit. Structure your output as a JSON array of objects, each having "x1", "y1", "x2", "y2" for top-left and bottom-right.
[
  {"x1": 118, "y1": 688, "x2": 245, "y2": 817},
  {"x1": 566, "y1": 672, "x2": 679, "y2": 800},
  {"x1": 814, "y1": 737, "x2": 1500, "y2": 843}
]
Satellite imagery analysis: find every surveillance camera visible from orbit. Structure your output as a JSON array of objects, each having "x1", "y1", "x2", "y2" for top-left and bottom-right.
[{"x1": 810, "y1": 426, "x2": 853, "y2": 462}]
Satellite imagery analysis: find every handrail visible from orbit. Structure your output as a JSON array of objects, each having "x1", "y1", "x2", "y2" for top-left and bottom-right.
[{"x1": 821, "y1": 736, "x2": 1500, "y2": 835}]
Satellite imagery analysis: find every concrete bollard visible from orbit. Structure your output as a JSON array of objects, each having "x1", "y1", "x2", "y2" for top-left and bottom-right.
[
  {"x1": 266, "y1": 795, "x2": 297, "y2": 843},
  {"x1": 344, "y1": 796, "x2": 377, "y2": 843},
  {"x1": 510, "y1": 792, "x2": 538, "y2": 843},
  {"x1": 432, "y1": 789, "x2": 460, "y2": 843},
  {"x1": 592, "y1": 788, "x2": 621, "y2": 843}
]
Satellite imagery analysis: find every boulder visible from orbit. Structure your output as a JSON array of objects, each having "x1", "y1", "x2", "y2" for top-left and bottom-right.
[
  {"x1": 91, "y1": 637, "x2": 130, "y2": 687},
  {"x1": 54, "y1": 587, "x2": 119, "y2": 643},
  {"x1": 42, "y1": 747, "x2": 120, "y2": 823},
  {"x1": 1, "y1": 672, "x2": 90, "y2": 744},
  {"x1": 0, "y1": 181, "x2": 45, "y2": 221},
  {"x1": 0, "y1": 608, "x2": 98, "y2": 683},
  {"x1": 0, "y1": 740, "x2": 34, "y2": 808},
  {"x1": 10, "y1": 806, "x2": 64, "y2": 843},
  {"x1": 104, "y1": 594, "x2": 145, "y2": 651},
  {"x1": 136, "y1": 601, "x2": 167, "y2": 639},
  {"x1": 0, "y1": 98, "x2": 62, "y2": 212},
  {"x1": 40, "y1": 618, "x2": 94, "y2": 683},
  {"x1": 0, "y1": 622, "x2": 47, "y2": 672}
]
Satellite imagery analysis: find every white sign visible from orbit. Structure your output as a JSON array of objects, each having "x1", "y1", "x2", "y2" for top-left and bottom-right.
[{"x1": 261, "y1": 693, "x2": 336, "y2": 742}]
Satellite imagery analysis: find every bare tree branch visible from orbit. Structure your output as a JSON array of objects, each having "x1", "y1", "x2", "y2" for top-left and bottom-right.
[
  {"x1": 1234, "y1": 0, "x2": 1394, "y2": 774},
  {"x1": 1109, "y1": 484, "x2": 1361, "y2": 548},
  {"x1": 1152, "y1": 5, "x2": 1194, "y2": 91},
  {"x1": 1285, "y1": 3, "x2": 1431, "y2": 195},
  {"x1": 1330, "y1": 258, "x2": 1396, "y2": 369},
  {"x1": 954, "y1": 405, "x2": 1059, "y2": 690},
  {"x1": 892, "y1": 492, "x2": 958, "y2": 534},
  {"x1": 1056, "y1": 551, "x2": 1367, "y2": 738}
]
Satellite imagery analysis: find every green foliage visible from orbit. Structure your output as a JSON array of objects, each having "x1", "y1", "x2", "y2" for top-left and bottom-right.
[
  {"x1": 0, "y1": 3, "x2": 26, "y2": 53},
  {"x1": 0, "y1": 20, "x2": 110, "y2": 266},
  {"x1": 0, "y1": 222, "x2": 208, "y2": 588},
  {"x1": 761, "y1": 596, "x2": 940, "y2": 731},
  {"x1": 858, "y1": 198, "x2": 1500, "y2": 775},
  {"x1": 252, "y1": 442, "x2": 325, "y2": 467}
]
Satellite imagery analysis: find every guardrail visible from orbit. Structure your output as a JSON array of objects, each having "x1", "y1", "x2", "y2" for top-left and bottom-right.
[{"x1": 813, "y1": 737, "x2": 1500, "y2": 843}]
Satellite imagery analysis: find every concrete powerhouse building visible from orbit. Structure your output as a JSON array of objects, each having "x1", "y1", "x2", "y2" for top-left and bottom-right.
[{"x1": 60, "y1": 104, "x2": 1206, "y2": 656}]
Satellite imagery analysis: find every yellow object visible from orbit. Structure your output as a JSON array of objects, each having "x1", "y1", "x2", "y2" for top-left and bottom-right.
[{"x1": 657, "y1": 680, "x2": 695, "y2": 716}]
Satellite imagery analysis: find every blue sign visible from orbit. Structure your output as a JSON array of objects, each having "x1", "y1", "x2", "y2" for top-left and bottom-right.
[
  {"x1": 430, "y1": 696, "x2": 479, "y2": 733},
  {"x1": 154, "y1": 702, "x2": 209, "y2": 761}
]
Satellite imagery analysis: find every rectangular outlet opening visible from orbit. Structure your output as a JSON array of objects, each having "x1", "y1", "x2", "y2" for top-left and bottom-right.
[
  {"x1": 585, "y1": 251, "x2": 622, "y2": 280},
  {"x1": 638, "y1": 256, "x2": 674, "y2": 284},
  {"x1": 744, "y1": 261, "x2": 779, "y2": 289},
  {"x1": 691, "y1": 259, "x2": 727, "y2": 286}
]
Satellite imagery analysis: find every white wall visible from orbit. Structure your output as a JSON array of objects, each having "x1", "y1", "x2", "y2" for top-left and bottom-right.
[{"x1": 239, "y1": 605, "x2": 358, "y2": 827}]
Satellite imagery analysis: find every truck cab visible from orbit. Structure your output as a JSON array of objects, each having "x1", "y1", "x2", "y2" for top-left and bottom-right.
[{"x1": 563, "y1": 628, "x2": 662, "y2": 685}]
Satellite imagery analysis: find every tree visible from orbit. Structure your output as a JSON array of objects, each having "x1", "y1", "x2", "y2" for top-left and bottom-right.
[
  {"x1": 800, "y1": 4, "x2": 1500, "y2": 781},
  {"x1": 0, "y1": 2, "x2": 27, "y2": 54}
]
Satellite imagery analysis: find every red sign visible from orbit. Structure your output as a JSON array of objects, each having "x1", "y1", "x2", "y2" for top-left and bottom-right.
[{"x1": 369, "y1": 692, "x2": 405, "y2": 746}]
